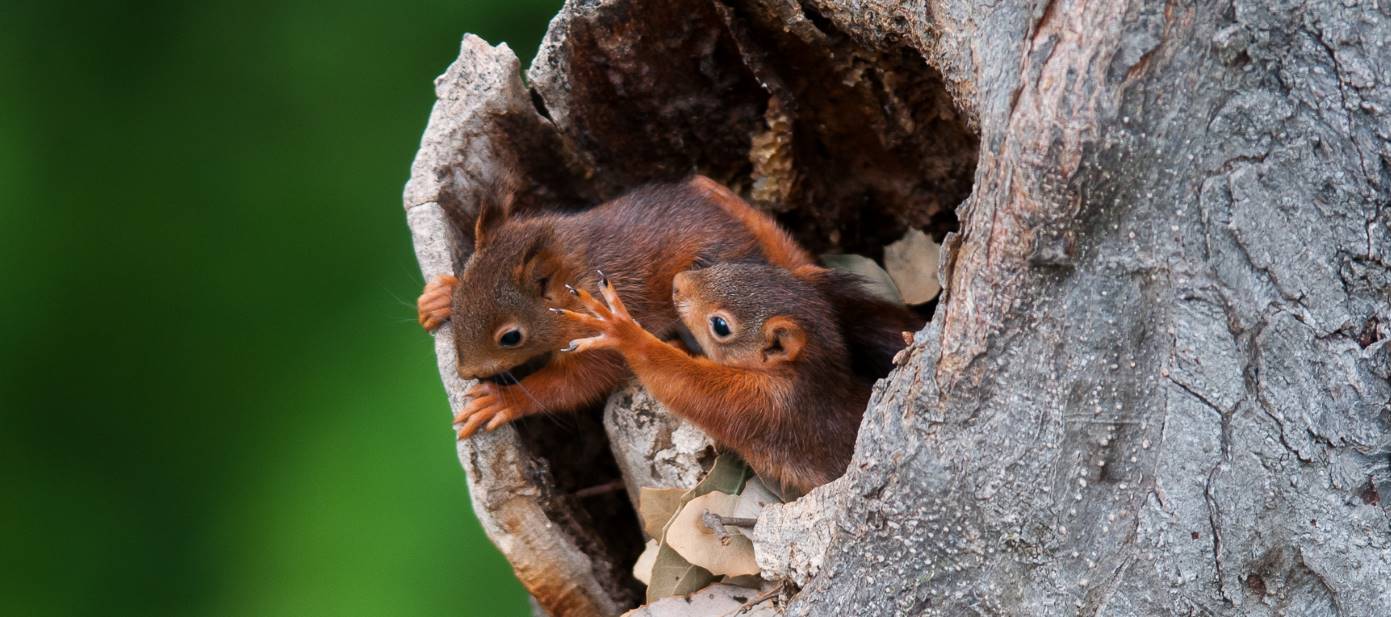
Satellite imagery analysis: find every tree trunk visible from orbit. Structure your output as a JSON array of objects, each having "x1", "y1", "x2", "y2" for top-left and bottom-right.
[{"x1": 403, "y1": 1, "x2": 1391, "y2": 615}]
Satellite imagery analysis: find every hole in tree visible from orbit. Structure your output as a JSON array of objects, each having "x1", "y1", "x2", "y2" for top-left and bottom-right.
[
  {"x1": 442, "y1": 1, "x2": 979, "y2": 610},
  {"x1": 717, "y1": 1, "x2": 979, "y2": 319}
]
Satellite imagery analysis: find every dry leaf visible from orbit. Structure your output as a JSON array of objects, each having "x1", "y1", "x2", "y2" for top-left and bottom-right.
[
  {"x1": 641, "y1": 455, "x2": 771, "y2": 599},
  {"x1": 720, "y1": 574, "x2": 766, "y2": 589},
  {"x1": 883, "y1": 228, "x2": 942, "y2": 305},
  {"x1": 820, "y1": 253, "x2": 904, "y2": 304},
  {"x1": 665, "y1": 493, "x2": 760, "y2": 577},
  {"x1": 685, "y1": 454, "x2": 752, "y2": 500},
  {"x1": 622, "y1": 583, "x2": 772, "y2": 617},
  {"x1": 639, "y1": 487, "x2": 687, "y2": 539},
  {"x1": 646, "y1": 541, "x2": 715, "y2": 602},
  {"x1": 732, "y1": 477, "x2": 780, "y2": 519},
  {"x1": 634, "y1": 539, "x2": 660, "y2": 585}
]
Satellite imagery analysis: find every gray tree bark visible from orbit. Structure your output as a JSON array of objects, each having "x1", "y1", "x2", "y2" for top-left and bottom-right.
[{"x1": 403, "y1": 1, "x2": 1391, "y2": 615}]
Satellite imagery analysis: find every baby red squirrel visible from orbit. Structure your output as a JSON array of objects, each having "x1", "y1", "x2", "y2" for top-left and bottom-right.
[
  {"x1": 417, "y1": 176, "x2": 821, "y2": 437},
  {"x1": 554, "y1": 264, "x2": 883, "y2": 496}
]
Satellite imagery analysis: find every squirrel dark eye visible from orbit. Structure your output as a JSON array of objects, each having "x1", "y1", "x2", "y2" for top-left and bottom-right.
[
  {"x1": 709, "y1": 315, "x2": 732, "y2": 339},
  {"x1": 499, "y1": 329, "x2": 524, "y2": 348}
]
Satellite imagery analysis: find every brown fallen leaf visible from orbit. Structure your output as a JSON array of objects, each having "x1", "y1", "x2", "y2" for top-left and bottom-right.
[
  {"x1": 646, "y1": 541, "x2": 716, "y2": 602},
  {"x1": 731, "y1": 477, "x2": 779, "y2": 519},
  {"x1": 639, "y1": 487, "x2": 687, "y2": 539},
  {"x1": 665, "y1": 492, "x2": 760, "y2": 578},
  {"x1": 820, "y1": 253, "x2": 904, "y2": 305},
  {"x1": 621, "y1": 583, "x2": 779, "y2": 617},
  {"x1": 634, "y1": 539, "x2": 660, "y2": 585},
  {"x1": 883, "y1": 228, "x2": 942, "y2": 305}
]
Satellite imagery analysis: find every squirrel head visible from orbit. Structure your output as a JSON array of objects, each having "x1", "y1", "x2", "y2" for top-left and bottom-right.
[
  {"x1": 448, "y1": 192, "x2": 580, "y2": 381},
  {"x1": 672, "y1": 263, "x2": 830, "y2": 369}
]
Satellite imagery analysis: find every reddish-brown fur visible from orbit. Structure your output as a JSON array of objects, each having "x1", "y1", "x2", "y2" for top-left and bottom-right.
[
  {"x1": 557, "y1": 264, "x2": 878, "y2": 496},
  {"x1": 685, "y1": 176, "x2": 817, "y2": 272},
  {"x1": 684, "y1": 177, "x2": 922, "y2": 379},
  {"x1": 420, "y1": 176, "x2": 800, "y2": 437},
  {"x1": 419, "y1": 175, "x2": 923, "y2": 447}
]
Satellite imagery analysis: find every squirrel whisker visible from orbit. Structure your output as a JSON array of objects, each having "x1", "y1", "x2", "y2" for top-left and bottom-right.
[{"x1": 504, "y1": 371, "x2": 549, "y2": 417}]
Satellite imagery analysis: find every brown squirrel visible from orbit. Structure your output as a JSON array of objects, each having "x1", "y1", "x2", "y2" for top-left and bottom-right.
[
  {"x1": 554, "y1": 263, "x2": 892, "y2": 496},
  {"x1": 418, "y1": 175, "x2": 922, "y2": 444},
  {"x1": 417, "y1": 176, "x2": 822, "y2": 437}
]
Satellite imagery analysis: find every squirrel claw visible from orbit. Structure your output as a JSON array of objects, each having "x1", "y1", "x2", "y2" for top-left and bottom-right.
[{"x1": 564, "y1": 335, "x2": 608, "y2": 354}]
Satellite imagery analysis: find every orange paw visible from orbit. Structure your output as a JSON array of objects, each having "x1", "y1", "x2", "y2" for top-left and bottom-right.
[
  {"x1": 417, "y1": 274, "x2": 458, "y2": 331},
  {"x1": 550, "y1": 271, "x2": 644, "y2": 354},
  {"x1": 454, "y1": 381, "x2": 529, "y2": 439}
]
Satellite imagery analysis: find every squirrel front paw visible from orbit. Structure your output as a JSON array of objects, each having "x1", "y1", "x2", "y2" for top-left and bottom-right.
[
  {"x1": 453, "y1": 381, "x2": 529, "y2": 439},
  {"x1": 551, "y1": 271, "x2": 644, "y2": 354},
  {"x1": 417, "y1": 274, "x2": 457, "y2": 331}
]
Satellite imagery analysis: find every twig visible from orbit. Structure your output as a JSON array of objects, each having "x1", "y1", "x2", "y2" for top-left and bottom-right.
[
  {"x1": 572, "y1": 479, "x2": 627, "y2": 499},
  {"x1": 733, "y1": 581, "x2": 787, "y2": 615},
  {"x1": 701, "y1": 511, "x2": 758, "y2": 545}
]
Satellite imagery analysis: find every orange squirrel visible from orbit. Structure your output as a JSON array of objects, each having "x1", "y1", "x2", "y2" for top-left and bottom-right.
[
  {"x1": 417, "y1": 176, "x2": 820, "y2": 437},
  {"x1": 554, "y1": 264, "x2": 895, "y2": 495}
]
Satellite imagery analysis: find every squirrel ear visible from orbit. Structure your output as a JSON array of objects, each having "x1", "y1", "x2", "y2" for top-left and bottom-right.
[
  {"x1": 472, "y1": 180, "x2": 517, "y2": 251},
  {"x1": 760, "y1": 316, "x2": 806, "y2": 365},
  {"x1": 520, "y1": 232, "x2": 564, "y2": 297}
]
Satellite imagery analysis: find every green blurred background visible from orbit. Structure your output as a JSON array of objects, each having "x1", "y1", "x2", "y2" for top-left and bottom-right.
[{"x1": 1, "y1": 1, "x2": 562, "y2": 615}]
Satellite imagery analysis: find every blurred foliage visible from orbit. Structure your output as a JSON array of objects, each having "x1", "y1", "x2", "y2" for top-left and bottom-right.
[{"x1": 0, "y1": 1, "x2": 561, "y2": 615}]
